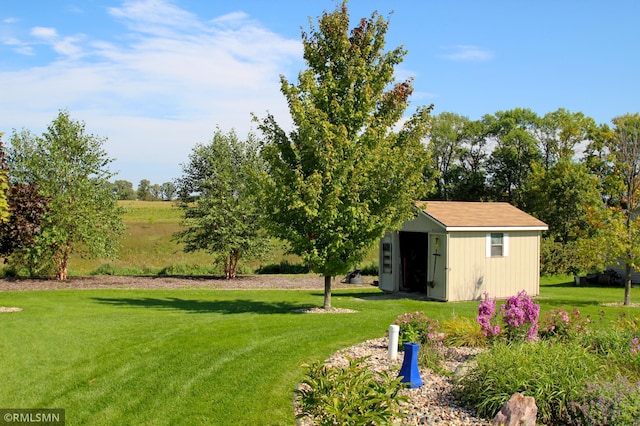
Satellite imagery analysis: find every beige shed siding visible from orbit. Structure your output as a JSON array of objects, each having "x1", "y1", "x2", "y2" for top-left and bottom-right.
[
  {"x1": 446, "y1": 231, "x2": 540, "y2": 302},
  {"x1": 401, "y1": 213, "x2": 440, "y2": 233}
]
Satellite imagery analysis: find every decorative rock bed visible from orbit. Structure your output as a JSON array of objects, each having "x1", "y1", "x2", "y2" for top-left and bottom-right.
[{"x1": 295, "y1": 337, "x2": 490, "y2": 425}]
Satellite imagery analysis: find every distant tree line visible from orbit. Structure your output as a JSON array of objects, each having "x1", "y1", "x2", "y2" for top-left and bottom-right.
[
  {"x1": 423, "y1": 108, "x2": 640, "y2": 305},
  {"x1": 110, "y1": 179, "x2": 176, "y2": 201}
]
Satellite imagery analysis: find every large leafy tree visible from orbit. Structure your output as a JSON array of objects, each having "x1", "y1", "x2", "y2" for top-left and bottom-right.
[
  {"x1": 175, "y1": 129, "x2": 267, "y2": 279},
  {"x1": 536, "y1": 108, "x2": 597, "y2": 170},
  {"x1": 111, "y1": 180, "x2": 136, "y2": 200},
  {"x1": 426, "y1": 112, "x2": 469, "y2": 200},
  {"x1": 137, "y1": 179, "x2": 152, "y2": 201},
  {"x1": 8, "y1": 110, "x2": 124, "y2": 280},
  {"x1": 257, "y1": 2, "x2": 431, "y2": 308},
  {"x1": 485, "y1": 108, "x2": 542, "y2": 207},
  {"x1": 161, "y1": 182, "x2": 176, "y2": 201},
  {"x1": 524, "y1": 159, "x2": 603, "y2": 244},
  {"x1": 523, "y1": 158, "x2": 604, "y2": 275},
  {"x1": 580, "y1": 114, "x2": 640, "y2": 305},
  {"x1": 454, "y1": 119, "x2": 489, "y2": 201},
  {"x1": 605, "y1": 113, "x2": 640, "y2": 305}
]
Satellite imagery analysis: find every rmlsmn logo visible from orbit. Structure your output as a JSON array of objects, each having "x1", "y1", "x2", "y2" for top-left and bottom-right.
[{"x1": 0, "y1": 409, "x2": 65, "y2": 425}]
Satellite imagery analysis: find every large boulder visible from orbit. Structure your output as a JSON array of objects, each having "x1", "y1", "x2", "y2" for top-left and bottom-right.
[{"x1": 492, "y1": 392, "x2": 537, "y2": 426}]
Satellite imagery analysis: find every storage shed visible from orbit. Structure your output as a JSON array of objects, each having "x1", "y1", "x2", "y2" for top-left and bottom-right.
[{"x1": 378, "y1": 201, "x2": 548, "y2": 301}]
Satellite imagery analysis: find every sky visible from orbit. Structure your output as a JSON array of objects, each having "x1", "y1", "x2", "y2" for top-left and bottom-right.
[{"x1": 1, "y1": 0, "x2": 639, "y2": 186}]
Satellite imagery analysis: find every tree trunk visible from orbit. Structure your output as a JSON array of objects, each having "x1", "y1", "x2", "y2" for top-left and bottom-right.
[
  {"x1": 224, "y1": 257, "x2": 230, "y2": 279},
  {"x1": 55, "y1": 242, "x2": 71, "y2": 281},
  {"x1": 323, "y1": 275, "x2": 332, "y2": 309},
  {"x1": 625, "y1": 262, "x2": 632, "y2": 306},
  {"x1": 224, "y1": 250, "x2": 241, "y2": 279}
]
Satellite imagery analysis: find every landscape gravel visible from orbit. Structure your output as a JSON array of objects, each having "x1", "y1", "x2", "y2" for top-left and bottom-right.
[{"x1": 295, "y1": 337, "x2": 491, "y2": 425}]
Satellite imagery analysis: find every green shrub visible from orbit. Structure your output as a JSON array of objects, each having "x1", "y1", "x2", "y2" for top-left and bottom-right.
[
  {"x1": 295, "y1": 357, "x2": 407, "y2": 425},
  {"x1": 456, "y1": 341, "x2": 607, "y2": 424},
  {"x1": 157, "y1": 263, "x2": 218, "y2": 276},
  {"x1": 539, "y1": 307, "x2": 590, "y2": 341},
  {"x1": 255, "y1": 260, "x2": 309, "y2": 274},
  {"x1": 359, "y1": 262, "x2": 378, "y2": 276},
  {"x1": 89, "y1": 263, "x2": 146, "y2": 276},
  {"x1": 576, "y1": 328, "x2": 640, "y2": 379},
  {"x1": 89, "y1": 263, "x2": 119, "y2": 276},
  {"x1": 577, "y1": 327, "x2": 633, "y2": 356},
  {"x1": 392, "y1": 311, "x2": 444, "y2": 351}
]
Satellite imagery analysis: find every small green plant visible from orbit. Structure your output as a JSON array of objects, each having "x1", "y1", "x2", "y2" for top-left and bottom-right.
[
  {"x1": 393, "y1": 311, "x2": 444, "y2": 351},
  {"x1": 295, "y1": 357, "x2": 408, "y2": 425},
  {"x1": 418, "y1": 345, "x2": 446, "y2": 375}
]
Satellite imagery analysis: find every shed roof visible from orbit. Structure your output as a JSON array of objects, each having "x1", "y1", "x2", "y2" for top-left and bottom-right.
[{"x1": 416, "y1": 201, "x2": 548, "y2": 231}]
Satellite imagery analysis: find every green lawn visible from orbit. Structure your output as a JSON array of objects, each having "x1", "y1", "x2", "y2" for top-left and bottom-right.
[{"x1": 0, "y1": 280, "x2": 638, "y2": 425}]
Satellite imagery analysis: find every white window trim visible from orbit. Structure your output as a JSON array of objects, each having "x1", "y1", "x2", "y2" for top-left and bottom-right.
[{"x1": 486, "y1": 232, "x2": 509, "y2": 258}]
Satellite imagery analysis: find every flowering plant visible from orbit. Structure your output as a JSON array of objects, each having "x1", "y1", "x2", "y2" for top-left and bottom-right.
[
  {"x1": 539, "y1": 307, "x2": 590, "y2": 340},
  {"x1": 476, "y1": 290, "x2": 540, "y2": 342},
  {"x1": 393, "y1": 311, "x2": 444, "y2": 350},
  {"x1": 500, "y1": 290, "x2": 540, "y2": 341},
  {"x1": 631, "y1": 337, "x2": 640, "y2": 356},
  {"x1": 477, "y1": 293, "x2": 500, "y2": 338}
]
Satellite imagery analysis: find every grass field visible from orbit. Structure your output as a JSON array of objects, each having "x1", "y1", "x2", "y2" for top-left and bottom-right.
[
  {"x1": 68, "y1": 201, "x2": 378, "y2": 277},
  {"x1": 0, "y1": 279, "x2": 639, "y2": 425}
]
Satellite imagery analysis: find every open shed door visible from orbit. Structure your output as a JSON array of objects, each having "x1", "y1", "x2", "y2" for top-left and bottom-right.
[
  {"x1": 378, "y1": 234, "x2": 395, "y2": 292},
  {"x1": 399, "y1": 232, "x2": 428, "y2": 292}
]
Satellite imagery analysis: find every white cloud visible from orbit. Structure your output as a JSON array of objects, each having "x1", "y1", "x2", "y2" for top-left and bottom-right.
[
  {"x1": 441, "y1": 45, "x2": 493, "y2": 61},
  {"x1": 30, "y1": 26, "x2": 58, "y2": 39},
  {"x1": 0, "y1": 0, "x2": 302, "y2": 184}
]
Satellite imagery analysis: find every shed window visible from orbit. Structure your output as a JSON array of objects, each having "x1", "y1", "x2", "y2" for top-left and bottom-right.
[{"x1": 486, "y1": 233, "x2": 509, "y2": 258}]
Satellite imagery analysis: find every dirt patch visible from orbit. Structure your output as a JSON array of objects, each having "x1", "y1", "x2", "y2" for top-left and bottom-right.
[
  {"x1": 0, "y1": 307, "x2": 22, "y2": 312},
  {"x1": 0, "y1": 275, "x2": 377, "y2": 292}
]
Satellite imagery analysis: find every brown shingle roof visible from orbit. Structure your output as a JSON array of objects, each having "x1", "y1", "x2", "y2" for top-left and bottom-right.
[{"x1": 416, "y1": 201, "x2": 548, "y2": 230}]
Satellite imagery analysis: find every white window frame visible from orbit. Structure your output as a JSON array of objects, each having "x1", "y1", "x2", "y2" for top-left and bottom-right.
[{"x1": 486, "y1": 232, "x2": 509, "y2": 258}]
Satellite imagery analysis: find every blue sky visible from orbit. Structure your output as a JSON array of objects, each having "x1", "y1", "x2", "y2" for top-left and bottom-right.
[{"x1": 1, "y1": 0, "x2": 638, "y2": 185}]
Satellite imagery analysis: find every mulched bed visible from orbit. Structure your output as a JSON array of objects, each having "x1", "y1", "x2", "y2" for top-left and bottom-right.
[{"x1": 0, "y1": 274, "x2": 375, "y2": 292}]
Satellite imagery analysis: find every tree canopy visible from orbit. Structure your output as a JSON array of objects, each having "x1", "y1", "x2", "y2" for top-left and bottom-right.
[
  {"x1": 257, "y1": 1, "x2": 431, "y2": 308},
  {"x1": 175, "y1": 128, "x2": 267, "y2": 279},
  {"x1": 8, "y1": 110, "x2": 124, "y2": 280}
]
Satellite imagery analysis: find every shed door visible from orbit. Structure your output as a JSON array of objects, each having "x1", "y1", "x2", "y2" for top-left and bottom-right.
[
  {"x1": 427, "y1": 234, "x2": 447, "y2": 300},
  {"x1": 399, "y1": 232, "x2": 428, "y2": 292}
]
